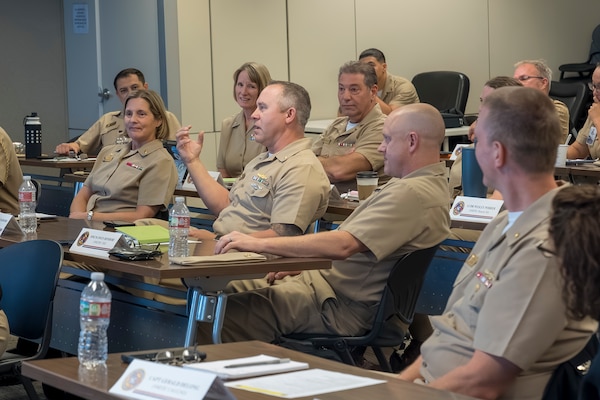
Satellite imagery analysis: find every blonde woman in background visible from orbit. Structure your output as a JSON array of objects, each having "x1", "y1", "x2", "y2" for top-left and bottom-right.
[{"x1": 217, "y1": 62, "x2": 272, "y2": 178}]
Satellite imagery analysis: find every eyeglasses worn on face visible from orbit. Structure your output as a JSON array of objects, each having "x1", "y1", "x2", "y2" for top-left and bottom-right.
[
  {"x1": 588, "y1": 82, "x2": 600, "y2": 92},
  {"x1": 516, "y1": 75, "x2": 545, "y2": 82}
]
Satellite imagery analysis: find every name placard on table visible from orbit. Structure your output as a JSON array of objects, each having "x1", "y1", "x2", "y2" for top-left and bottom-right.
[
  {"x1": 69, "y1": 228, "x2": 123, "y2": 258},
  {"x1": 110, "y1": 359, "x2": 232, "y2": 400},
  {"x1": 450, "y1": 196, "x2": 503, "y2": 223},
  {"x1": 0, "y1": 212, "x2": 24, "y2": 235}
]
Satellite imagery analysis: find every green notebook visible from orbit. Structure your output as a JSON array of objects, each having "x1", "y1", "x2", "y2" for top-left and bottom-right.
[{"x1": 116, "y1": 225, "x2": 170, "y2": 244}]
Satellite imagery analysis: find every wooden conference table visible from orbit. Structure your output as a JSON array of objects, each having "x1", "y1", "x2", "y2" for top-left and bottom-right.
[
  {"x1": 18, "y1": 156, "x2": 96, "y2": 171},
  {"x1": 22, "y1": 341, "x2": 477, "y2": 400},
  {"x1": 0, "y1": 217, "x2": 331, "y2": 346}
]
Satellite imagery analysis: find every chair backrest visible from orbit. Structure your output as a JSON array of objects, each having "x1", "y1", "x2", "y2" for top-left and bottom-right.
[
  {"x1": 415, "y1": 239, "x2": 475, "y2": 315},
  {"x1": 411, "y1": 71, "x2": 470, "y2": 115},
  {"x1": 0, "y1": 240, "x2": 63, "y2": 342},
  {"x1": 367, "y1": 245, "x2": 438, "y2": 345},
  {"x1": 590, "y1": 24, "x2": 600, "y2": 64},
  {"x1": 549, "y1": 81, "x2": 590, "y2": 132}
]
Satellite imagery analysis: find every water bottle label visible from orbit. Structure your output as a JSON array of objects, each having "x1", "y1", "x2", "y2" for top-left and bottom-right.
[
  {"x1": 169, "y1": 216, "x2": 190, "y2": 228},
  {"x1": 18, "y1": 191, "x2": 34, "y2": 202},
  {"x1": 80, "y1": 300, "x2": 111, "y2": 319}
]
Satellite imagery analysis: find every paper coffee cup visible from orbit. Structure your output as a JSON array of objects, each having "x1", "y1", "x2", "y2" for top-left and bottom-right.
[
  {"x1": 555, "y1": 144, "x2": 568, "y2": 167},
  {"x1": 356, "y1": 171, "x2": 378, "y2": 201}
]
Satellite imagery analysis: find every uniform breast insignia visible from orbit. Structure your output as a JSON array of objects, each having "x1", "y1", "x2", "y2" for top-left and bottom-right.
[
  {"x1": 587, "y1": 126, "x2": 597, "y2": 146},
  {"x1": 466, "y1": 253, "x2": 478, "y2": 267},
  {"x1": 252, "y1": 173, "x2": 270, "y2": 188},
  {"x1": 337, "y1": 141, "x2": 355, "y2": 147},
  {"x1": 103, "y1": 153, "x2": 114, "y2": 162},
  {"x1": 475, "y1": 269, "x2": 495, "y2": 289}
]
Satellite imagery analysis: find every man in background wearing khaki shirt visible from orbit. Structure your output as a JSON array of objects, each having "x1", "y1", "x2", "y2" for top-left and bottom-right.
[
  {"x1": 55, "y1": 68, "x2": 180, "y2": 155},
  {"x1": 312, "y1": 61, "x2": 387, "y2": 193},
  {"x1": 359, "y1": 48, "x2": 419, "y2": 115},
  {"x1": 513, "y1": 59, "x2": 570, "y2": 143}
]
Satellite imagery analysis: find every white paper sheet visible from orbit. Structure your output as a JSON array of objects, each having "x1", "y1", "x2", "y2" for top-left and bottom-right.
[{"x1": 224, "y1": 368, "x2": 386, "y2": 398}]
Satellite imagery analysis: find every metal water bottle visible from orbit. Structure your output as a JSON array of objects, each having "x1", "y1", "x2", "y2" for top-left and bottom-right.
[{"x1": 24, "y1": 112, "x2": 42, "y2": 159}]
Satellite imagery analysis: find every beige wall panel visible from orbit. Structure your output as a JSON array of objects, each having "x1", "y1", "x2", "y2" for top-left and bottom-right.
[
  {"x1": 0, "y1": 0, "x2": 68, "y2": 153},
  {"x1": 287, "y1": 0, "x2": 357, "y2": 120},
  {"x1": 489, "y1": 0, "x2": 600, "y2": 81},
  {"x1": 355, "y1": 0, "x2": 489, "y2": 115},
  {"x1": 211, "y1": 0, "x2": 289, "y2": 129},
  {"x1": 172, "y1": 0, "x2": 213, "y2": 129},
  {"x1": 167, "y1": 0, "x2": 216, "y2": 168}
]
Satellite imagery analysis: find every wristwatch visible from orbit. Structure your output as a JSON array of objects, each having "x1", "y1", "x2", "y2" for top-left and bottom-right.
[{"x1": 87, "y1": 210, "x2": 94, "y2": 221}]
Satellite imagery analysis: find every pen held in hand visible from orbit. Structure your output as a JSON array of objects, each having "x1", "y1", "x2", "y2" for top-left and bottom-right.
[{"x1": 224, "y1": 358, "x2": 290, "y2": 369}]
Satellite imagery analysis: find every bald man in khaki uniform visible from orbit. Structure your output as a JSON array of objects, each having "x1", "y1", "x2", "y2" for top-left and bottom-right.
[{"x1": 209, "y1": 103, "x2": 450, "y2": 344}]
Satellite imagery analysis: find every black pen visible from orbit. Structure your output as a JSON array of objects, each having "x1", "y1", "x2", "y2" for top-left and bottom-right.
[{"x1": 224, "y1": 358, "x2": 290, "y2": 368}]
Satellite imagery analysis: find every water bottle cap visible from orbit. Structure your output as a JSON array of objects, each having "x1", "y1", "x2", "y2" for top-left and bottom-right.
[
  {"x1": 175, "y1": 196, "x2": 185, "y2": 203},
  {"x1": 23, "y1": 175, "x2": 31, "y2": 180},
  {"x1": 90, "y1": 272, "x2": 105, "y2": 281}
]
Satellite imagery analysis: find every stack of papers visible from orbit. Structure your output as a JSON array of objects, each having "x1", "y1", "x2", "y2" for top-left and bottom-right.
[{"x1": 183, "y1": 355, "x2": 308, "y2": 380}]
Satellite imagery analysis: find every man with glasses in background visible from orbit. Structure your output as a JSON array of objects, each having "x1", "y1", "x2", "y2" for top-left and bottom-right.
[
  {"x1": 513, "y1": 59, "x2": 570, "y2": 142},
  {"x1": 568, "y1": 64, "x2": 600, "y2": 160}
]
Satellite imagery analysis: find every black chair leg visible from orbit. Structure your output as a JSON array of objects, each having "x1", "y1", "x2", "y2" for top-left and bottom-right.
[{"x1": 21, "y1": 376, "x2": 41, "y2": 400}]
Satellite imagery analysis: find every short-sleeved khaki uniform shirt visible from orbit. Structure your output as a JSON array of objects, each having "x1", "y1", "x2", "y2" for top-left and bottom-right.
[
  {"x1": 217, "y1": 111, "x2": 266, "y2": 178},
  {"x1": 311, "y1": 104, "x2": 387, "y2": 192},
  {"x1": 84, "y1": 140, "x2": 178, "y2": 214},
  {"x1": 213, "y1": 138, "x2": 330, "y2": 236}
]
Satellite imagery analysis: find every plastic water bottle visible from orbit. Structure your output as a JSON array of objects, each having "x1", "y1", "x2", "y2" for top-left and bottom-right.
[
  {"x1": 18, "y1": 176, "x2": 37, "y2": 233},
  {"x1": 169, "y1": 196, "x2": 190, "y2": 259},
  {"x1": 78, "y1": 272, "x2": 111, "y2": 368}
]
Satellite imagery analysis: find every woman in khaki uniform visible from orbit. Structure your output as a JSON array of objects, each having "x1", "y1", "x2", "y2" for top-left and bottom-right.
[
  {"x1": 217, "y1": 62, "x2": 271, "y2": 178},
  {"x1": 69, "y1": 90, "x2": 177, "y2": 222},
  {"x1": 568, "y1": 65, "x2": 600, "y2": 160}
]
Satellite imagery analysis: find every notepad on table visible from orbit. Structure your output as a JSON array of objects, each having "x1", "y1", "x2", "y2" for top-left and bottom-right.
[
  {"x1": 183, "y1": 355, "x2": 308, "y2": 380},
  {"x1": 115, "y1": 225, "x2": 170, "y2": 244}
]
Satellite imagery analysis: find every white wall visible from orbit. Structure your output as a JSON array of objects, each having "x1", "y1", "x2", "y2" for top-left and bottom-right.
[
  {"x1": 2, "y1": 0, "x2": 599, "y2": 163},
  {"x1": 165, "y1": 0, "x2": 600, "y2": 169}
]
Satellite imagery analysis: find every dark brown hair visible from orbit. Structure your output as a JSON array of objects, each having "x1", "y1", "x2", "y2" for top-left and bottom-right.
[{"x1": 550, "y1": 185, "x2": 600, "y2": 320}]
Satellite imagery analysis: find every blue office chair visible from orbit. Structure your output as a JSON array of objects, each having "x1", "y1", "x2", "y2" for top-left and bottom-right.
[
  {"x1": 0, "y1": 240, "x2": 63, "y2": 397},
  {"x1": 280, "y1": 245, "x2": 438, "y2": 372},
  {"x1": 415, "y1": 238, "x2": 475, "y2": 315}
]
